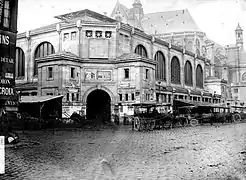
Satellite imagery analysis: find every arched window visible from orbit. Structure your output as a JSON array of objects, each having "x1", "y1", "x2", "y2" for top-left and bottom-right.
[
  {"x1": 135, "y1": 44, "x2": 148, "y2": 58},
  {"x1": 15, "y1": 47, "x2": 25, "y2": 77},
  {"x1": 154, "y1": 51, "x2": 166, "y2": 81},
  {"x1": 171, "y1": 56, "x2": 180, "y2": 84},
  {"x1": 186, "y1": 41, "x2": 193, "y2": 51},
  {"x1": 196, "y1": 49, "x2": 200, "y2": 56},
  {"x1": 242, "y1": 72, "x2": 246, "y2": 81},
  {"x1": 34, "y1": 42, "x2": 55, "y2": 75},
  {"x1": 196, "y1": 64, "x2": 203, "y2": 88},
  {"x1": 184, "y1": 61, "x2": 193, "y2": 86}
]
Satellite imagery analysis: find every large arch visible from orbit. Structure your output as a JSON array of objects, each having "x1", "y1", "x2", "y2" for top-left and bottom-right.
[
  {"x1": 15, "y1": 47, "x2": 25, "y2": 77},
  {"x1": 154, "y1": 51, "x2": 166, "y2": 81},
  {"x1": 34, "y1": 41, "x2": 55, "y2": 75},
  {"x1": 134, "y1": 44, "x2": 148, "y2": 58},
  {"x1": 86, "y1": 89, "x2": 111, "y2": 123},
  {"x1": 171, "y1": 56, "x2": 181, "y2": 84},
  {"x1": 184, "y1": 60, "x2": 193, "y2": 86},
  {"x1": 196, "y1": 64, "x2": 203, "y2": 88}
]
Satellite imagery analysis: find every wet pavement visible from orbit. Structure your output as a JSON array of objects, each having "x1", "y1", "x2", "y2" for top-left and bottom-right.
[{"x1": 1, "y1": 123, "x2": 246, "y2": 180}]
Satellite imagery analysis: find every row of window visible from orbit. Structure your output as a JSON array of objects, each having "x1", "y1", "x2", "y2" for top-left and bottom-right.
[
  {"x1": 66, "y1": 93, "x2": 79, "y2": 102},
  {"x1": 123, "y1": 68, "x2": 150, "y2": 80},
  {"x1": 119, "y1": 93, "x2": 135, "y2": 101},
  {"x1": 47, "y1": 66, "x2": 76, "y2": 79},
  {"x1": 0, "y1": 0, "x2": 10, "y2": 29},
  {"x1": 15, "y1": 43, "x2": 203, "y2": 88},
  {"x1": 85, "y1": 30, "x2": 112, "y2": 38},
  {"x1": 63, "y1": 31, "x2": 77, "y2": 41}
]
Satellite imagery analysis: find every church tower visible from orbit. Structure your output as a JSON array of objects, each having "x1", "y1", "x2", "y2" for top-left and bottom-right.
[
  {"x1": 235, "y1": 23, "x2": 243, "y2": 49},
  {"x1": 132, "y1": 0, "x2": 144, "y2": 22}
]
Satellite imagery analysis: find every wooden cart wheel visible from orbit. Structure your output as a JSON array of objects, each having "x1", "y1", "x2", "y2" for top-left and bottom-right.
[
  {"x1": 190, "y1": 119, "x2": 199, "y2": 127},
  {"x1": 134, "y1": 117, "x2": 141, "y2": 131}
]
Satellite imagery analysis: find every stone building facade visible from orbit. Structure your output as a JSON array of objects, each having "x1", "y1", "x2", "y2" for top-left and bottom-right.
[
  {"x1": 15, "y1": 8, "x2": 220, "y2": 121},
  {"x1": 110, "y1": 0, "x2": 245, "y2": 105}
]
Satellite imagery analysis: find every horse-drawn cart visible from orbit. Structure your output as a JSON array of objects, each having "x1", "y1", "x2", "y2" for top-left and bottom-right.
[{"x1": 131, "y1": 103, "x2": 172, "y2": 131}]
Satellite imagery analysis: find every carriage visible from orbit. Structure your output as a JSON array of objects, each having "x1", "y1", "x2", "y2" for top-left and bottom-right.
[
  {"x1": 177, "y1": 103, "x2": 242, "y2": 126},
  {"x1": 131, "y1": 103, "x2": 172, "y2": 131},
  {"x1": 131, "y1": 103, "x2": 195, "y2": 131}
]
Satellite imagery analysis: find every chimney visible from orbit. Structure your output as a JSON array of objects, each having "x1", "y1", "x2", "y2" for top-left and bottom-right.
[{"x1": 103, "y1": 12, "x2": 107, "y2": 16}]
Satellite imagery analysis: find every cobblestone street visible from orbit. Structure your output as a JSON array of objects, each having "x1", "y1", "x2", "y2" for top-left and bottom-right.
[{"x1": 1, "y1": 123, "x2": 246, "y2": 180}]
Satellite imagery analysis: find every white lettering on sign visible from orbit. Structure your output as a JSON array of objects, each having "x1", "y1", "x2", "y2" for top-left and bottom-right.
[
  {"x1": 0, "y1": 57, "x2": 13, "y2": 63},
  {"x1": 0, "y1": 79, "x2": 10, "y2": 85},
  {"x1": 5, "y1": 73, "x2": 13, "y2": 79},
  {"x1": 0, "y1": 34, "x2": 9, "y2": 45},
  {"x1": 0, "y1": 87, "x2": 14, "y2": 96}
]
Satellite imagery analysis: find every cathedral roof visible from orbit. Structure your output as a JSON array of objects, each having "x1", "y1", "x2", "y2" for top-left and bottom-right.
[
  {"x1": 142, "y1": 9, "x2": 202, "y2": 35},
  {"x1": 110, "y1": 1, "x2": 129, "y2": 18}
]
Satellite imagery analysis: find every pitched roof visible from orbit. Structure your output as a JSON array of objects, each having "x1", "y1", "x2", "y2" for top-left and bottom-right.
[
  {"x1": 110, "y1": 1, "x2": 129, "y2": 18},
  {"x1": 55, "y1": 9, "x2": 116, "y2": 23},
  {"x1": 36, "y1": 51, "x2": 81, "y2": 61},
  {"x1": 142, "y1": 9, "x2": 202, "y2": 35}
]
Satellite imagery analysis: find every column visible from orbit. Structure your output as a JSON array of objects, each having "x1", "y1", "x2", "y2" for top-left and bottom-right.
[{"x1": 26, "y1": 30, "x2": 31, "y2": 82}]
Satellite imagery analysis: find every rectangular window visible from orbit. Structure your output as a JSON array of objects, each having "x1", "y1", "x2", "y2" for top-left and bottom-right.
[
  {"x1": 119, "y1": 94, "x2": 122, "y2": 101},
  {"x1": 124, "y1": 68, "x2": 129, "y2": 79},
  {"x1": 71, "y1": 67, "x2": 75, "y2": 78},
  {"x1": 3, "y1": 0, "x2": 10, "y2": 28},
  {"x1": 48, "y1": 67, "x2": 53, "y2": 79},
  {"x1": 125, "y1": 94, "x2": 128, "y2": 101},
  {"x1": 234, "y1": 88, "x2": 238, "y2": 93},
  {"x1": 131, "y1": 93, "x2": 135, "y2": 101},
  {"x1": 63, "y1": 33, "x2": 69, "y2": 41},
  {"x1": 66, "y1": 93, "x2": 69, "y2": 101},
  {"x1": 72, "y1": 93, "x2": 75, "y2": 101},
  {"x1": 0, "y1": 1, "x2": 4, "y2": 25},
  {"x1": 71, "y1": 31, "x2": 77, "y2": 40},
  {"x1": 76, "y1": 93, "x2": 79, "y2": 101},
  {"x1": 145, "y1": 69, "x2": 149, "y2": 79},
  {"x1": 46, "y1": 93, "x2": 53, "y2": 96}
]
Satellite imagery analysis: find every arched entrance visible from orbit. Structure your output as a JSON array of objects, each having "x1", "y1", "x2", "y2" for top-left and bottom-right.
[{"x1": 86, "y1": 89, "x2": 111, "y2": 123}]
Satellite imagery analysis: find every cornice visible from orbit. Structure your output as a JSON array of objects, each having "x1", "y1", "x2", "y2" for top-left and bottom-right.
[{"x1": 17, "y1": 21, "x2": 117, "y2": 39}]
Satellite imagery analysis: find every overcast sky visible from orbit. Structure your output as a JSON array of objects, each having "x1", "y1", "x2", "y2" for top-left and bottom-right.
[{"x1": 18, "y1": 0, "x2": 246, "y2": 47}]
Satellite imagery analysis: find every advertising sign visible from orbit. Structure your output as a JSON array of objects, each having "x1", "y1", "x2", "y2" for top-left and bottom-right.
[{"x1": 0, "y1": 29, "x2": 16, "y2": 100}]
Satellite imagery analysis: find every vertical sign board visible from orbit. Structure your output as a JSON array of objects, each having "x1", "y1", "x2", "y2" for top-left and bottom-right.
[
  {"x1": 0, "y1": 0, "x2": 18, "y2": 174},
  {"x1": 0, "y1": 0, "x2": 19, "y2": 109}
]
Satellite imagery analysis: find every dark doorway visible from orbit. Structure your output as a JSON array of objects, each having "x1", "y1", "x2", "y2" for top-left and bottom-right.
[{"x1": 86, "y1": 89, "x2": 111, "y2": 123}]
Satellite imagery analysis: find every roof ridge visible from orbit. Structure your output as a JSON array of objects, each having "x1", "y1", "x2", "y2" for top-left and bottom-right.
[{"x1": 145, "y1": 8, "x2": 187, "y2": 16}]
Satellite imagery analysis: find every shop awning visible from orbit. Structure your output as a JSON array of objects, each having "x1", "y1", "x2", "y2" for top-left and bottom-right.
[
  {"x1": 20, "y1": 95, "x2": 64, "y2": 103},
  {"x1": 173, "y1": 100, "x2": 227, "y2": 109}
]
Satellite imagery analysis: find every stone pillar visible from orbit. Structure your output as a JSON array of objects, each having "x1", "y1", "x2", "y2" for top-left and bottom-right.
[
  {"x1": 26, "y1": 30, "x2": 31, "y2": 82},
  {"x1": 76, "y1": 20, "x2": 82, "y2": 57},
  {"x1": 56, "y1": 23, "x2": 62, "y2": 52},
  {"x1": 181, "y1": 53, "x2": 185, "y2": 87},
  {"x1": 193, "y1": 56, "x2": 196, "y2": 89},
  {"x1": 168, "y1": 47, "x2": 171, "y2": 86}
]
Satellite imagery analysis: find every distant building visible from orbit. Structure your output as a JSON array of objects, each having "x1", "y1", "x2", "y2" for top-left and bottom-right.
[{"x1": 15, "y1": 7, "x2": 221, "y2": 121}]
